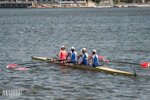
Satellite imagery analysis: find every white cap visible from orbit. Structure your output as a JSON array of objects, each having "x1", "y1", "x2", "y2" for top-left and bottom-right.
[
  {"x1": 61, "y1": 45, "x2": 65, "y2": 48},
  {"x1": 93, "y1": 49, "x2": 96, "y2": 53},
  {"x1": 82, "y1": 48, "x2": 86, "y2": 51},
  {"x1": 71, "y1": 46, "x2": 75, "y2": 50}
]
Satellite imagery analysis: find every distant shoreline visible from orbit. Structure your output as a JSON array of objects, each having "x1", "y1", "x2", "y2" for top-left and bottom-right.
[
  {"x1": 30, "y1": 5, "x2": 150, "y2": 8},
  {"x1": 1, "y1": 1, "x2": 150, "y2": 8}
]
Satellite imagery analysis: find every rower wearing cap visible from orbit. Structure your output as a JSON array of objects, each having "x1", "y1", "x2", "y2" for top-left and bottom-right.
[
  {"x1": 77, "y1": 48, "x2": 89, "y2": 65},
  {"x1": 57, "y1": 45, "x2": 67, "y2": 60},
  {"x1": 89, "y1": 49, "x2": 99, "y2": 67},
  {"x1": 66, "y1": 46, "x2": 77, "y2": 63}
]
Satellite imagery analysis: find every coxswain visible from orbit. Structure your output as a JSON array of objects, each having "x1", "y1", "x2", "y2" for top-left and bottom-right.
[
  {"x1": 77, "y1": 48, "x2": 89, "y2": 65},
  {"x1": 57, "y1": 45, "x2": 67, "y2": 60},
  {"x1": 66, "y1": 46, "x2": 77, "y2": 63},
  {"x1": 89, "y1": 49, "x2": 99, "y2": 68}
]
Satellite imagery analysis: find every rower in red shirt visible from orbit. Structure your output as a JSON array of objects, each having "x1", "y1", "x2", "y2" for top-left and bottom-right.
[{"x1": 57, "y1": 45, "x2": 67, "y2": 60}]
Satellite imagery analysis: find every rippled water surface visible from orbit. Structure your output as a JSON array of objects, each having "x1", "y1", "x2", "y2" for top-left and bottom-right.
[{"x1": 0, "y1": 8, "x2": 150, "y2": 100}]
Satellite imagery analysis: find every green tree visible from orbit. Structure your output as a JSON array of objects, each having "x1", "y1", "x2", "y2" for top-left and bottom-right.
[{"x1": 92, "y1": 0, "x2": 101, "y2": 4}]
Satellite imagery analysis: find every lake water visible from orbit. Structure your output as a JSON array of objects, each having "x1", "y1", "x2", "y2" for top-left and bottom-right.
[{"x1": 0, "y1": 8, "x2": 150, "y2": 100}]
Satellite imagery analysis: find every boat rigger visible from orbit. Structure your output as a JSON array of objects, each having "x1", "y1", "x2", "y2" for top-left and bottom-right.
[{"x1": 32, "y1": 56, "x2": 137, "y2": 77}]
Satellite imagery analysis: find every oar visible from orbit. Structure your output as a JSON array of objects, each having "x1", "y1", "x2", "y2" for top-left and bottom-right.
[
  {"x1": 49, "y1": 58, "x2": 66, "y2": 62},
  {"x1": 98, "y1": 56, "x2": 149, "y2": 67},
  {"x1": 6, "y1": 61, "x2": 44, "y2": 68},
  {"x1": 14, "y1": 64, "x2": 44, "y2": 70},
  {"x1": 140, "y1": 62, "x2": 149, "y2": 67},
  {"x1": 9, "y1": 57, "x2": 67, "y2": 70},
  {"x1": 110, "y1": 60, "x2": 149, "y2": 67},
  {"x1": 14, "y1": 67, "x2": 27, "y2": 70},
  {"x1": 57, "y1": 60, "x2": 76, "y2": 64},
  {"x1": 98, "y1": 56, "x2": 139, "y2": 65},
  {"x1": 98, "y1": 56, "x2": 109, "y2": 62},
  {"x1": 108, "y1": 60, "x2": 139, "y2": 65}
]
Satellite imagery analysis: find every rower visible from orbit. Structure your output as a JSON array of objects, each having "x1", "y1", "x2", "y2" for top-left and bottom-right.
[
  {"x1": 57, "y1": 45, "x2": 67, "y2": 60},
  {"x1": 66, "y1": 46, "x2": 77, "y2": 63},
  {"x1": 89, "y1": 49, "x2": 99, "y2": 68},
  {"x1": 77, "y1": 48, "x2": 89, "y2": 65}
]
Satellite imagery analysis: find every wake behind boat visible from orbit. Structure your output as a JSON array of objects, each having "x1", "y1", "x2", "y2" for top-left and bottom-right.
[{"x1": 32, "y1": 56, "x2": 137, "y2": 77}]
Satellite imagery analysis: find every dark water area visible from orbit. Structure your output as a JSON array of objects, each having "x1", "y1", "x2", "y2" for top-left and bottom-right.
[{"x1": 0, "y1": 8, "x2": 150, "y2": 100}]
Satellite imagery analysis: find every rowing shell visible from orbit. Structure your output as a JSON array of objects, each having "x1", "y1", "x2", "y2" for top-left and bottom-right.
[{"x1": 32, "y1": 56, "x2": 136, "y2": 76}]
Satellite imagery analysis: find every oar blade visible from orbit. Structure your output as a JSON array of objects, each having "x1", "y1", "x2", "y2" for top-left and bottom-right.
[
  {"x1": 140, "y1": 62, "x2": 149, "y2": 67},
  {"x1": 98, "y1": 56, "x2": 105, "y2": 59},
  {"x1": 6, "y1": 64, "x2": 18, "y2": 68},
  {"x1": 98, "y1": 56, "x2": 109, "y2": 62},
  {"x1": 104, "y1": 59, "x2": 109, "y2": 62},
  {"x1": 15, "y1": 67, "x2": 27, "y2": 70},
  {"x1": 61, "y1": 61, "x2": 66, "y2": 63}
]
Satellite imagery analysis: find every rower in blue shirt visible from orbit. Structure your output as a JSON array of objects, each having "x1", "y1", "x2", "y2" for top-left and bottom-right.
[
  {"x1": 77, "y1": 48, "x2": 89, "y2": 65},
  {"x1": 89, "y1": 49, "x2": 99, "y2": 68},
  {"x1": 66, "y1": 46, "x2": 77, "y2": 63}
]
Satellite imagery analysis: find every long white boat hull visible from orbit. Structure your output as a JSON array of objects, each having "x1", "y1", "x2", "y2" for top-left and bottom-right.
[{"x1": 32, "y1": 56, "x2": 136, "y2": 76}]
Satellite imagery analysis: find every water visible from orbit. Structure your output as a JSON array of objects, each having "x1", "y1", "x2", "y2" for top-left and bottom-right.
[{"x1": 0, "y1": 8, "x2": 150, "y2": 100}]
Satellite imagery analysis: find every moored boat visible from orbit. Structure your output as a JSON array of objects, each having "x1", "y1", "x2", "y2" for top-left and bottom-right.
[{"x1": 32, "y1": 56, "x2": 137, "y2": 76}]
